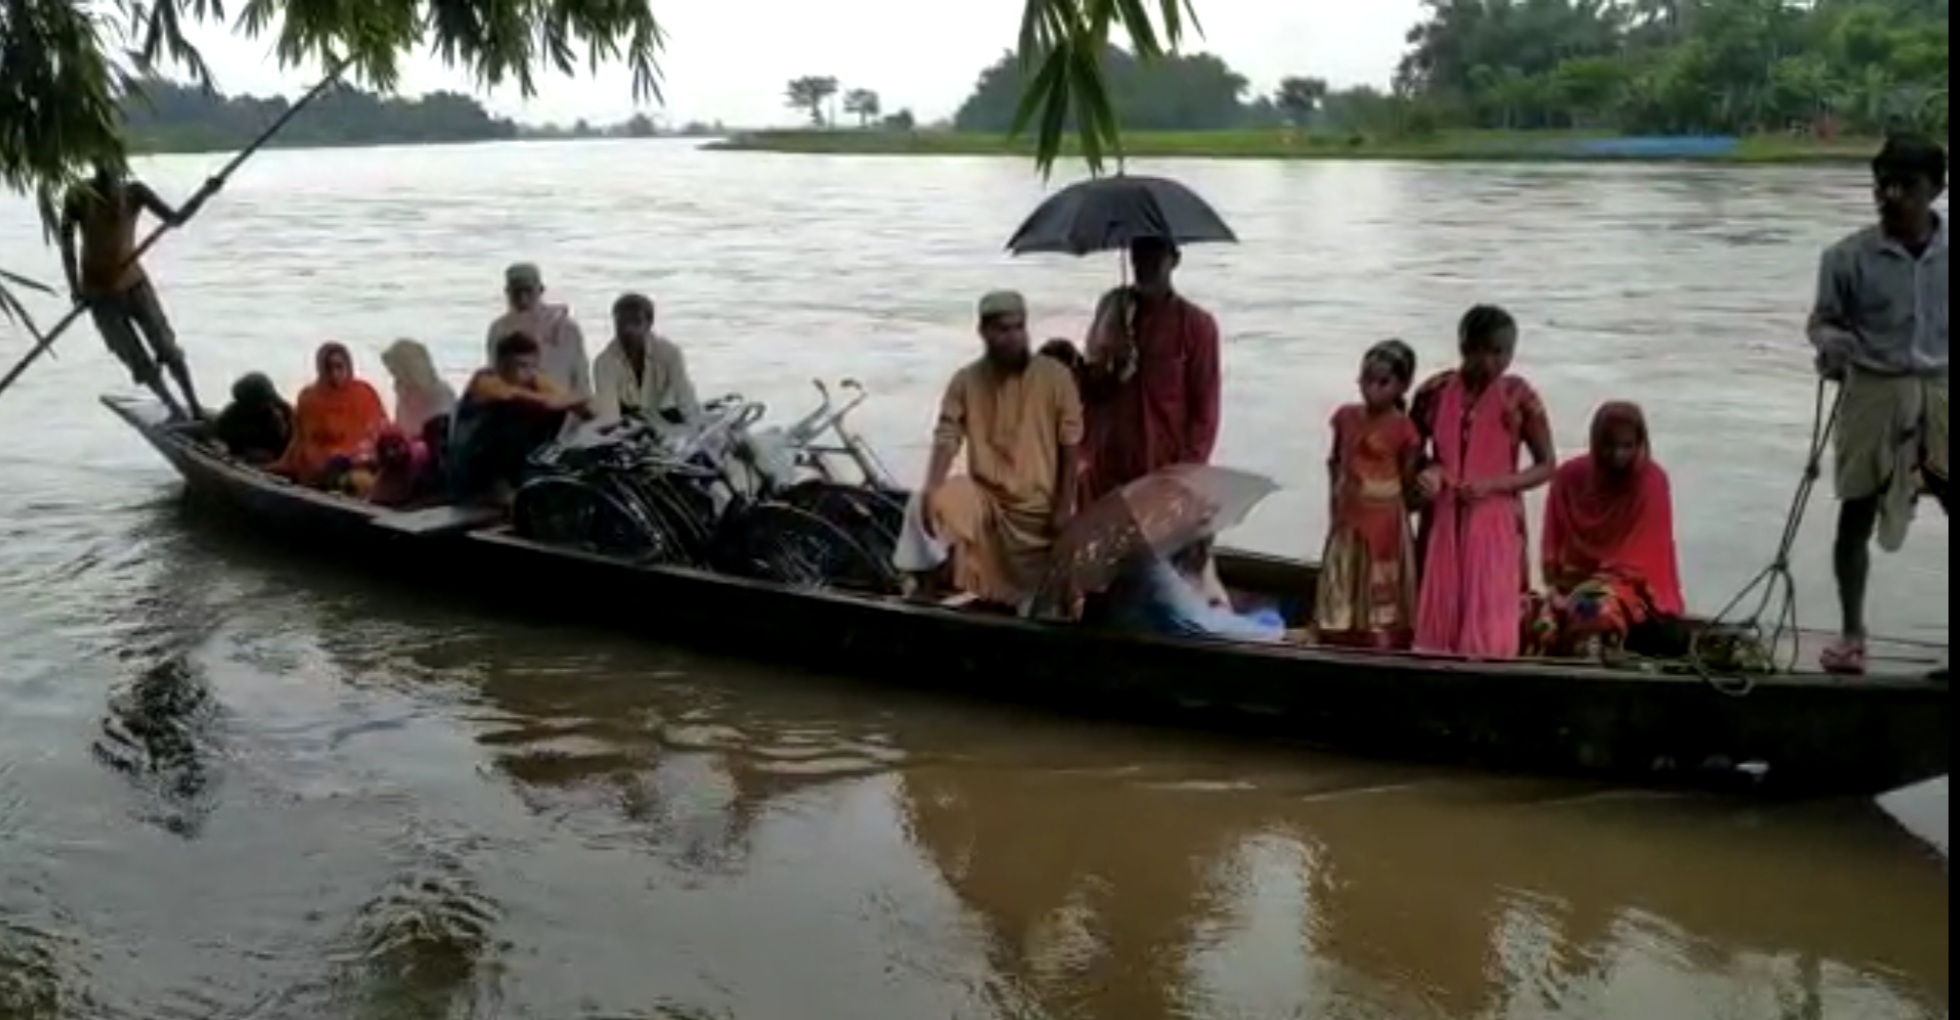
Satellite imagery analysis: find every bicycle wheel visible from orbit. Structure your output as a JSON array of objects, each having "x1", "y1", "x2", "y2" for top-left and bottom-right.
[
  {"x1": 718, "y1": 501, "x2": 900, "y2": 592},
  {"x1": 593, "y1": 472, "x2": 715, "y2": 567},
  {"x1": 511, "y1": 475, "x2": 665, "y2": 556},
  {"x1": 610, "y1": 471, "x2": 719, "y2": 567},
  {"x1": 778, "y1": 481, "x2": 905, "y2": 565}
]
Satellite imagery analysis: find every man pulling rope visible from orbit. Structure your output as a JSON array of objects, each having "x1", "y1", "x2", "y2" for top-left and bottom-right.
[{"x1": 1807, "y1": 134, "x2": 1949, "y2": 677}]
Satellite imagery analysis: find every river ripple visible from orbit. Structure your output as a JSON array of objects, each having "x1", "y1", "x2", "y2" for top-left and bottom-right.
[{"x1": 0, "y1": 139, "x2": 1946, "y2": 1019}]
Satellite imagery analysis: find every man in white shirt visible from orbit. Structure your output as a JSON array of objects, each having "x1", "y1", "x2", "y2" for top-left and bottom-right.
[
  {"x1": 590, "y1": 291, "x2": 704, "y2": 438},
  {"x1": 487, "y1": 262, "x2": 592, "y2": 398}
]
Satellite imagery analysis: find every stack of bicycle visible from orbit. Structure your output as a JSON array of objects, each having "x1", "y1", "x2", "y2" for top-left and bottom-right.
[{"x1": 510, "y1": 379, "x2": 909, "y2": 593}]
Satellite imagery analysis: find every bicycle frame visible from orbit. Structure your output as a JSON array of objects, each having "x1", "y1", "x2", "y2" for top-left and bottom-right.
[{"x1": 784, "y1": 379, "x2": 897, "y2": 490}]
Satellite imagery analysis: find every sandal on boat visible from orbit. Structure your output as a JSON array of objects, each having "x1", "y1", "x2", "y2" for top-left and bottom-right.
[{"x1": 1819, "y1": 639, "x2": 1868, "y2": 677}]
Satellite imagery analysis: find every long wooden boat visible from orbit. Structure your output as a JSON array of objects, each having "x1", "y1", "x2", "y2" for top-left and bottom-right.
[{"x1": 105, "y1": 396, "x2": 1949, "y2": 797}]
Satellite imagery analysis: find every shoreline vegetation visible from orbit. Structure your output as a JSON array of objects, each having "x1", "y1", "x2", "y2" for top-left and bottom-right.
[
  {"x1": 118, "y1": 78, "x2": 726, "y2": 158},
  {"x1": 722, "y1": 0, "x2": 1948, "y2": 169},
  {"x1": 109, "y1": 0, "x2": 1945, "y2": 169},
  {"x1": 704, "y1": 128, "x2": 1900, "y2": 165}
]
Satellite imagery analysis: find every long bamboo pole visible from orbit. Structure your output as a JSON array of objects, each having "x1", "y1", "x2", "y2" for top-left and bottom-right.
[{"x1": 0, "y1": 63, "x2": 346, "y2": 402}]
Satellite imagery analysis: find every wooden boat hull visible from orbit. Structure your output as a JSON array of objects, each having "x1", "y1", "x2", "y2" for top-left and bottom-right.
[{"x1": 106, "y1": 397, "x2": 1950, "y2": 797}]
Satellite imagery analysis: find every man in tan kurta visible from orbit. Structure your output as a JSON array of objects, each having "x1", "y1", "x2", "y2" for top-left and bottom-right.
[{"x1": 920, "y1": 291, "x2": 1085, "y2": 607}]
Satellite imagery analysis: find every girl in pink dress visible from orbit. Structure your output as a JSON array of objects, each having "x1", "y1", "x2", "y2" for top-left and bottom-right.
[
  {"x1": 1316, "y1": 340, "x2": 1424, "y2": 649},
  {"x1": 1410, "y1": 306, "x2": 1558, "y2": 658}
]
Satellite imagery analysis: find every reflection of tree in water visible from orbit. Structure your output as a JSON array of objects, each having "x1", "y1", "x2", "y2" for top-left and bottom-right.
[
  {"x1": 307, "y1": 605, "x2": 891, "y2": 876},
  {"x1": 900, "y1": 763, "x2": 1263, "y2": 1020},
  {"x1": 322, "y1": 825, "x2": 508, "y2": 1020},
  {"x1": 1298, "y1": 792, "x2": 1945, "y2": 1020},
  {"x1": 86, "y1": 527, "x2": 230, "y2": 839},
  {"x1": 475, "y1": 656, "x2": 896, "y2": 875},
  {"x1": 0, "y1": 920, "x2": 76, "y2": 1020},
  {"x1": 897, "y1": 764, "x2": 1949, "y2": 1020}
]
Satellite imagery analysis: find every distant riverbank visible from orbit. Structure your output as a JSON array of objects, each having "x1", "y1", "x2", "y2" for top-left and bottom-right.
[
  {"x1": 126, "y1": 132, "x2": 725, "y2": 158},
  {"x1": 707, "y1": 128, "x2": 1895, "y2": 165}
]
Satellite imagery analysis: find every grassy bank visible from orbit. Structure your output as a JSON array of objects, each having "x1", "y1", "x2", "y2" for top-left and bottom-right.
[{"x1": 706, "y1": 128, "x2": 1892, "y2": 165}]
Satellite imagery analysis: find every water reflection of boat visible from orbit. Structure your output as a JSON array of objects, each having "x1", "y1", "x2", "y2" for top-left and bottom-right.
[
  {"x1": 897, "y1": 761, "x2": 1950, "y2": 1020},
  {"x1": 106, "y1": 396, "x2": 1950, "y2": 797}
]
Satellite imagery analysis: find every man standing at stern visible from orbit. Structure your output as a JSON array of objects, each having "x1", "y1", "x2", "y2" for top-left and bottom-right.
[
  {"x1": 915, "y1": 291, "x2": 1085, "y2": 609},
  {"x1": 58, "y1": 163, "x2": 210, "y2": 419},
  {"x1": 1808, "y1": 134, "x2": 1948, "y2": 676}
]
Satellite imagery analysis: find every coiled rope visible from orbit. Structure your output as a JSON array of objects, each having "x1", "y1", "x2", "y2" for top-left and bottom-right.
[{"x1": 1689, "y1": 380, "x2": 1843, "y2": 696}]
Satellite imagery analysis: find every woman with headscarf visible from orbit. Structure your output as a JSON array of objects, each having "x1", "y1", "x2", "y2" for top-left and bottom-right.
[
  {"x1": 271, "y1": 342, "x2": 391, "y2": 493},
  {"x1": 1529, "y1": 401, "x2": 1687, "y2": 659},
  {"x1": 213, "y1": 372, "x2": 295, "y2": 466},
  {"x1": 379, "y1": 338, "x2": 458, "y2": 436}
]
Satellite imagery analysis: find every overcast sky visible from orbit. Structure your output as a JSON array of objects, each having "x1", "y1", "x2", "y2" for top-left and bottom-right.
[{"x1": 181, "y1": 0, "x2": 1422, "y2": 128}]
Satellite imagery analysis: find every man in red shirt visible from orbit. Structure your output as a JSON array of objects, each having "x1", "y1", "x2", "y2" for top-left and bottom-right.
[{"x1": 1079, "y1": 237, "x2": 1223, "y2": 501}]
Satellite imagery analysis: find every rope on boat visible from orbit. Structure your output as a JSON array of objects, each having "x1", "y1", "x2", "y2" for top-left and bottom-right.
[
  {"x1": 0, "y1": 62, "x2": 347, "y2": 403},
  {"x1": 1689, "y1": 379, "x2": 1843, "y2": 696}
]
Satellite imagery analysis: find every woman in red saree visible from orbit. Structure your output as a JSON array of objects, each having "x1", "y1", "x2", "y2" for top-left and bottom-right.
[
  {"x1": 1411, "y1": 306, "x2": 1557, "y2": 658},
  {"x1": 1529, "y1": 401, "x2": 1687, "y2": 658},
  {"x1": 271, "y1": 342, "x2": 390, "y2": 493},
  {"x1": 1315, "y1": 340, "x2": 1423, "y2": 649}
]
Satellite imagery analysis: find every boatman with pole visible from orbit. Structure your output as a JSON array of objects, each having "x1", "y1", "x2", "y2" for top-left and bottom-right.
[
  {"x1": 57, "y1": 163, "x2": 212, "y2": 420},
  {"x1": 1808, "y1": 134, "x2": 1948, "y2": 677},
  {"x1": 0, "y1": 63, "x2": 343, "y2": 410}
]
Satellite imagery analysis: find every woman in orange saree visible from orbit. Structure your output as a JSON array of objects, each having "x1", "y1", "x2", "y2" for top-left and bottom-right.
[
  {"x1": 1529, "y1": 402, "x2": 1688, "y2": 658},
  {"x1": 271, "y1": 342, "x2": 391, "y2": 493},
  {"x1": 1411, "y1": 306, "x2": 1558, "y2": 659},
  {"x1": 1315, "y1": 340, "x2": 1423, "y2": 649}
]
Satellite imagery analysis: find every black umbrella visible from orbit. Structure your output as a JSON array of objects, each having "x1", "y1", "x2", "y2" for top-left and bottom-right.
[{"x1": 1005, "y1": 174, "x2": 1238, "y2": 257}]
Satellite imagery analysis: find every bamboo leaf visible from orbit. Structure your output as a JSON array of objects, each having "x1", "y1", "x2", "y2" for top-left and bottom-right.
[
  {"x1": 1004, "y1": 0, "x2": 1197, "y2": 176},
  {"x1": 0, "y1": 269, "x2": 54, "y2": 329}
]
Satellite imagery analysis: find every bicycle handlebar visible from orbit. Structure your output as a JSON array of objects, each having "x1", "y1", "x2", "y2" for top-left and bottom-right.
[{"x1": 787, "y1": 378, "x2": 870, "y2": 447}]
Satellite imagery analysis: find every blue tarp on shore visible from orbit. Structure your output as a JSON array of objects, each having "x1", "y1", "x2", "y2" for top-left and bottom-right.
[{"x1": 1554, "y1": 136, "x2": 1743, "y2": 159}]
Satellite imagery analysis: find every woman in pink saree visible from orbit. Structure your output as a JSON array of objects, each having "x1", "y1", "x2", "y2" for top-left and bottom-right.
[{"x1": 1410, "y1": 306, "x2": 1558, "y2": 658}]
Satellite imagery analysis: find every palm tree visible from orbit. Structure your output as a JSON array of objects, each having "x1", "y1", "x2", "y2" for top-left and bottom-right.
[
  {"x1": 784, "y1": 76, "x2": 841, "y2": 127},
  {"x1": 842, "y1": 88, "x2": 883, "y2": 128},
  {"x1": 0, "y1": 0, "x2": 1198, "y2": 327}
]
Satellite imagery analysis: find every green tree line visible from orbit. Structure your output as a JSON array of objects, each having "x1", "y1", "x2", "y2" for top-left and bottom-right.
[
  {"x1": 122, "y1": 79, "x2": 519, "y2": 154},
  {"x1": 948, "y1": 0, "x2": 1948, "y2": 138},
  {"x1": 782, "y1": 76, "x2": 915, "y2": 130},
  {"x1": 955, "y1": 48, "x2": 1259, "y2": 133},
  {"x1": 1397, "y1": 0, "x2": 1947, "y2": 136}
]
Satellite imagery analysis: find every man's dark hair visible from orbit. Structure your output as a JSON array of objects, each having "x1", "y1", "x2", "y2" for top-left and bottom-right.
[
  {"x1": 1874, "y1": 133, "x2": 1947, "y2": 190},
  {"x1": 1458, "y1": 305, "x2": 1518, "y2": 354},
  {"x1": 494, "y1": 331, "x2": 541, "y2": 362},
  {"x1": 612, "y1": 292, "x2": 655, "y2": 321}
]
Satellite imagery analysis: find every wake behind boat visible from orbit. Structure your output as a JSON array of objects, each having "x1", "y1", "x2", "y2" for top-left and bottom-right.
[{"x1": 103, "y1": 394, "x2": 1949, "y2": 797}]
